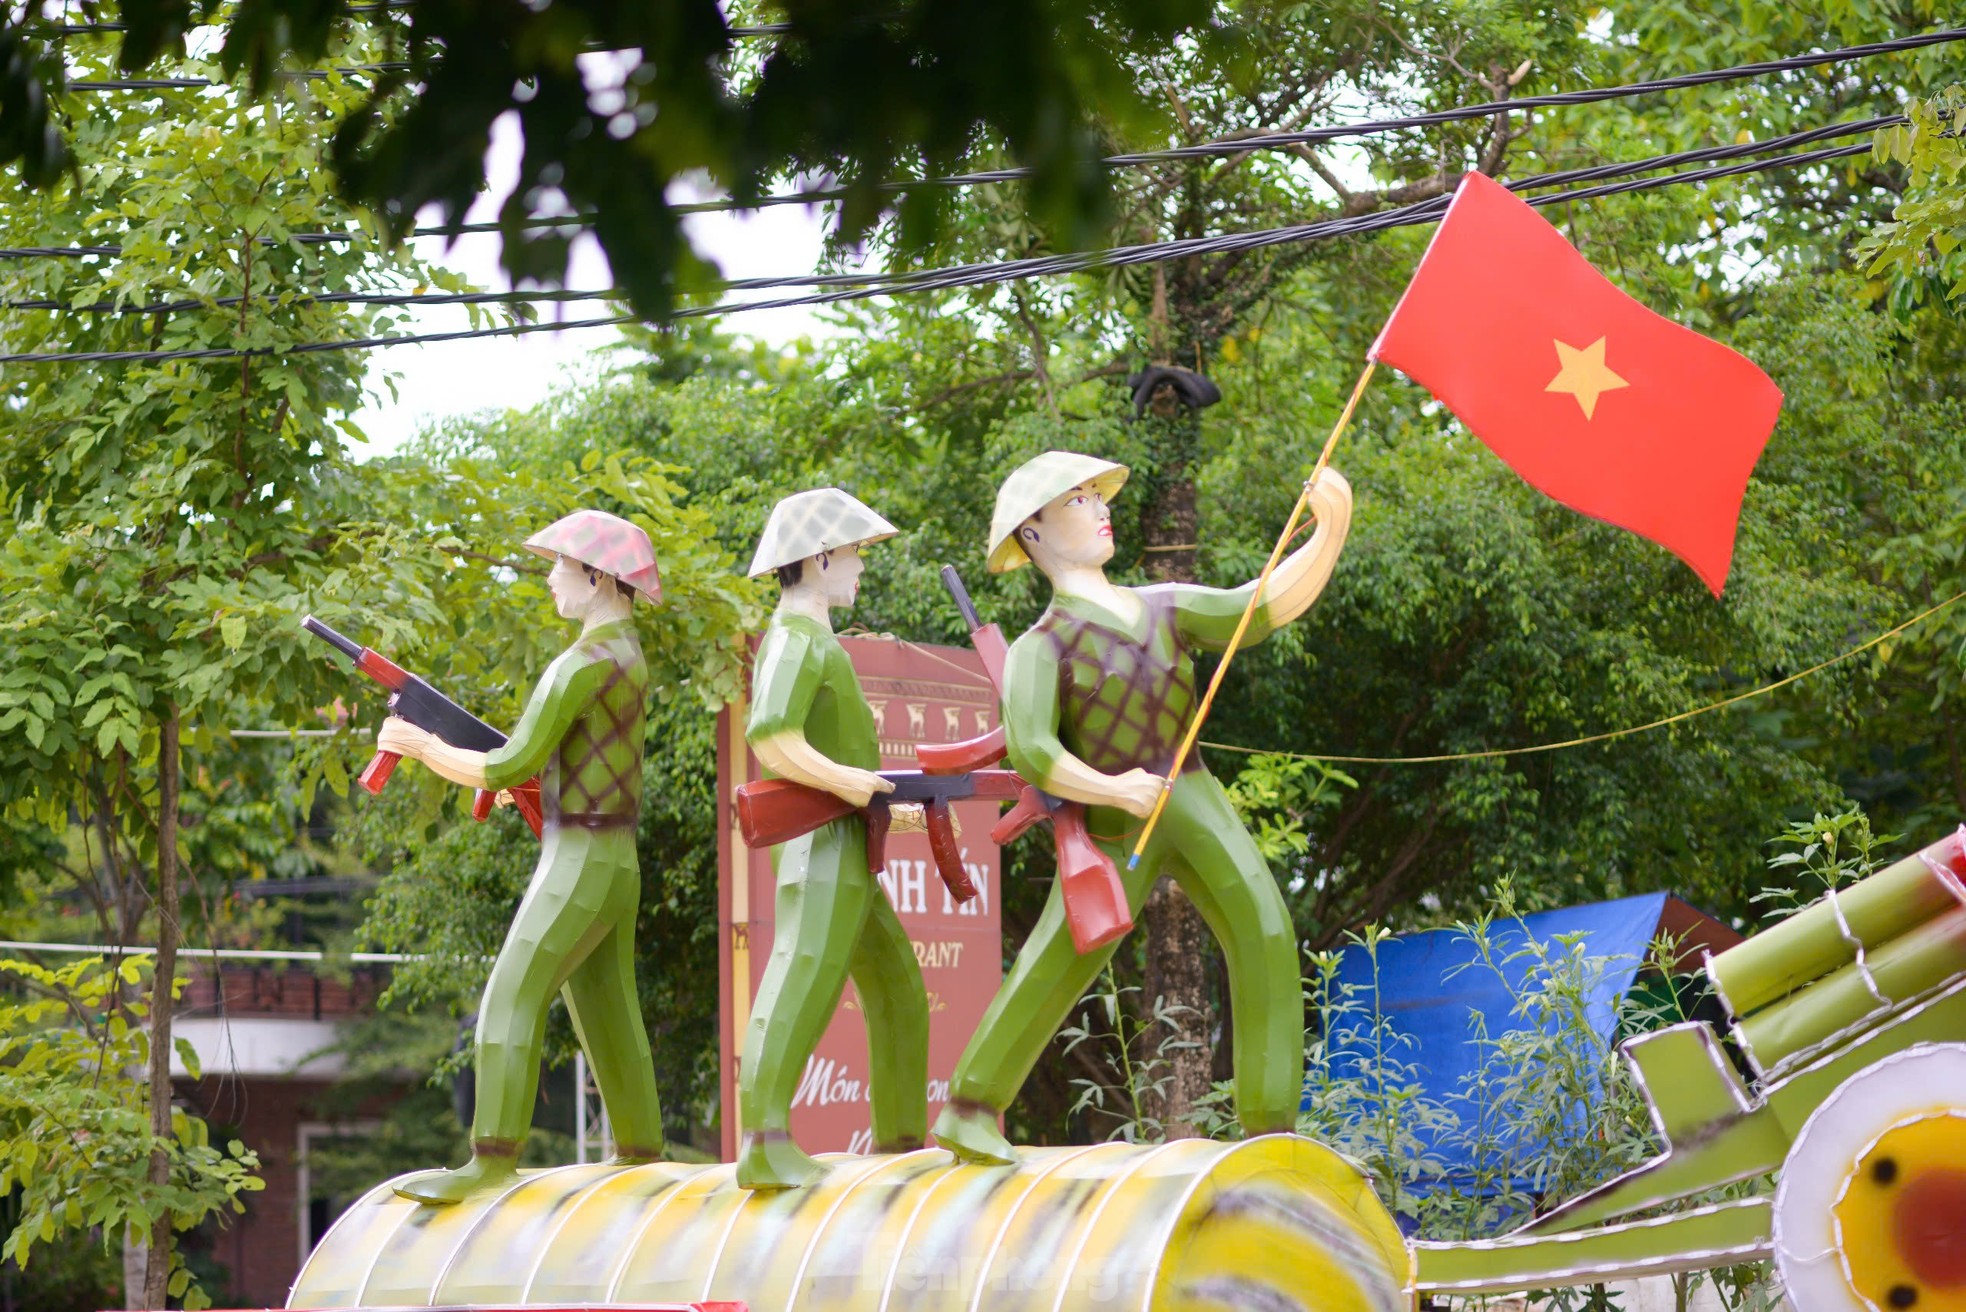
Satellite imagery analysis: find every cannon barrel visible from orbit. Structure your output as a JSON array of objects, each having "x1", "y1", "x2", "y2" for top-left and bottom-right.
[
  {"x1": 289, "y1": 1138, "x2": 1407, "y2": 1312},
  {"x1": 1707, "y1": 827, "x2": 1966, "y2": 1022},
  {"x1": 1733, "y1": 903, "x2": 1966, "y2": 1073}
]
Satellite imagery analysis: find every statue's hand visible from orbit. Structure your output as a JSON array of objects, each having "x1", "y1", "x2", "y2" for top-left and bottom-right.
[
  {"x1": 376, "y1": 716, "x2": 432, "y2": 761},
  {"x1": 1308, "y1": 465, "x2": 1352, "y2": 511},
  {"x1": 1108, "y1": 768, "x2": 1169, "y2": 819},
  {"x1": 834, "y1": 767, "x2": 896, "y2": 810}
]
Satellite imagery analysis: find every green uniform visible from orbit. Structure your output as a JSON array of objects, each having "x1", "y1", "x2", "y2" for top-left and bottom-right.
[
  {"x1": 469, "y1": 618, "x2": 664, "y2": 1157},
  {"x1": 945, "y1": 583, "x2": 1303, "y2": 1138},
  {"x1": 742, "y1": 612, "x2": 929, "y2": 1161}
]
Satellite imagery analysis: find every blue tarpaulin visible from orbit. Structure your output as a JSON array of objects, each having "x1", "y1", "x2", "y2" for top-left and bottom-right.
[{"x1": 1314, "y1": 892, "x2": 1672, "y2": 1195}]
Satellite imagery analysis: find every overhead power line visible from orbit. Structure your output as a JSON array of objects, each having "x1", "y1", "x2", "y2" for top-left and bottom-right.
[
  {"x1": 657, "y1": 140, "x2": 1877, "y2": 319},
  {"x1": 0, "y1": 139, "x2": 1879, "y2": 364},
  {"x1": 674, "y1": 25, "x2": 1965, "y2": 202},
  {"x1": 22, "y1": 26, "x2": 1963, "y2": 212},
  {"x1": 0, "y1": 115, "x2": 1896, "y2": 315},
  {"x1": 68, "y1": 63, "x2": 411, "y2": 91},
  {"x1": 0, "y1": 287, "x2": 623, "y2": 315},
  {"x1": 45, "y1": 16, "x2": 787, "y2": 37}
]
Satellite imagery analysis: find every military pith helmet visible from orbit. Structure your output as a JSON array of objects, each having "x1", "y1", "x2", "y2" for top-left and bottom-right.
[
  {"x1": 748, "y1": 488, "x2": 900, "y2": 577},
  {"x1": 523, "y1": 509, "x2": 663, "y2": 601},
  {"x1": 986, "y1": 452, "x2": 1130, "y2": 574}
]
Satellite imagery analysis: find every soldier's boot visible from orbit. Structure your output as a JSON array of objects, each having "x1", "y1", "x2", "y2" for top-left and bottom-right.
[
  {"x1": 394, "y1": 1140, "x2": 520, "y2": 1205},
  {"x1": 932, "y1": 1099, "x2": 1016, "y2": 1166},
  {"x1": 734, "y1": 1129, "x2": 826, "y2": 1190}
]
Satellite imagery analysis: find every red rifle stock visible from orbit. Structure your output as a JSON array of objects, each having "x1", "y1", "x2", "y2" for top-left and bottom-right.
[
  {"x1": 928, "y1": 567, "x2": 1132, "y2": 955},
  {"x1": 733, "y1": 770, "x2": 1022, "y2": 905}
]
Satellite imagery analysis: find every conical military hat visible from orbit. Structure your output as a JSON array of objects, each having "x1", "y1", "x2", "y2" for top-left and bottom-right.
[
  {"x1": 986, "y1": 451, "x2": 1129, "y2": 574},
  {"x1": 748, "y1": 488, "x2": 900, "y2": 577},
  {"x1": 523, "y1": 509, "x2": 662, "y2": 600}
]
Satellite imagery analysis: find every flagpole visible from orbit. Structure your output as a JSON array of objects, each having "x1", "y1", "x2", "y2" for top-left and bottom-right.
[{"x1": 1127, "y1": 358, "x2": 1377, "y2": 871}]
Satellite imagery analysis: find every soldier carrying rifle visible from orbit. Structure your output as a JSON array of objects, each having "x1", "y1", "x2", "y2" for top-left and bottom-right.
[
  {"x1": 374, "y1": 509, "x2": 667, "y2": 1204},
  {"x1": 737, "y1": 488, "x2": 931, "y2": 1189}
]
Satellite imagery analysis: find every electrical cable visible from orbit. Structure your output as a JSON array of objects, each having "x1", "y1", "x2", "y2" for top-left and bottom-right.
[
  {"x1": 67, "y1": 62, "x2": 413, "y2": 91},
  {"x1": 19, "y1": 26, "x2": 1960, "y2": 213},
  {"x1": 0, "y1": 312, "x2": 639, "y2": 364},
  {"x1": 44, "y1": 17, "x2": 788, "y2": 37},
  {"x1": 0, "y1": 114, "x2": 1897, "y2": 302},
  {"x1": 0, "y1": 138, "x2": 1879, "y2": 363},
  {"x1": 657, "y1": 138, "x2": 1878, "y2": 316},
  {"x1": 0, "y1": 287, "x2": 622, "y2": 314}
]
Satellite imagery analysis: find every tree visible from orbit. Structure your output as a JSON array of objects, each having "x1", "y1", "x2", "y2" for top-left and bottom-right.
[
  {"x1": 1862, "y1": 85, "x2": 1966, "y2": 315},
  {"x1": 0, "y1": 955, "x2": 261, "y2": 1311},
  {"x1": 0, "y1": 38, "x2": 462, "y2": 1303},
  {"x1": 2, "y1": 0, "x2": 1225, "y2": 316}
]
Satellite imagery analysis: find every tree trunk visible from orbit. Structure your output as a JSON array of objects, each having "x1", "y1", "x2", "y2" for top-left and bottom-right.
[
  {"x1": 142, "y1": 708, "x2": 180, "y2": 1310},
  {"x1": 122, "y1": 1230, "x2": 147, "y2": 1310},
  {"x1": 1135, "y1": 411, "x2": 1218, "y2": 1139}
]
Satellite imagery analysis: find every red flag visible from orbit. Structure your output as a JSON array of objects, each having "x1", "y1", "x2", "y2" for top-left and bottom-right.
[{"x1": 1370, "y1": 172, "x2": 1783, "y2": 595}]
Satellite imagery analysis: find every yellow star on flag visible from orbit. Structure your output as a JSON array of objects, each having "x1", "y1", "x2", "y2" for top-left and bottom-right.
[{"x1": 1545, "y1": 336, "x2": 1629, "y2": 419}]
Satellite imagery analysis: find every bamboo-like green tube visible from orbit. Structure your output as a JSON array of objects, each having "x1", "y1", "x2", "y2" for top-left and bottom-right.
[
  {"x1": 1707, "y1": 829, "x2": 1965, "y2": 1020},
  {"x1": 1735, "y1": 903, "x2": 1966, "y2": 1072}
]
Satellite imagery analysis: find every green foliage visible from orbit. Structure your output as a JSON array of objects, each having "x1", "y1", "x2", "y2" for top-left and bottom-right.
[
  {"x1": 0, "y1": 34, "x2": 464, "y2": 943},
  {"x1": 1305, "y1": 908, "x2": 1776, "y2": 1310},
  {"x1": 1056, "y1": 967, "x2": 1199, "y2": 1143},
  {"x1": 0, "y1": 1210, "x2": 122, "y2": 1312},
  {"x1": 0, "y1": 955, "x2": 260, "y2": 1310},
  {"x1": 1863, "y1": 85, "x2": 1966, "y2": 314},
  {"x1": 1754, "y1": 806, "x2": 1898, "y2": 921},
  {"x1": 4, "y1": 0, "x2": 1223, "y2": 316},
  {"x1": 1222, "y1": 750, "x2": 1356, "y2": 867}
]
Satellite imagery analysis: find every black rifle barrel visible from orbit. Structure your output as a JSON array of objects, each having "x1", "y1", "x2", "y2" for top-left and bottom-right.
[
  {"x1": 301, "y1": 614, "x2": 364, "y2": 663},
  {"x1": 940, "y1": 565, "x2": 983, "y2": 631}
]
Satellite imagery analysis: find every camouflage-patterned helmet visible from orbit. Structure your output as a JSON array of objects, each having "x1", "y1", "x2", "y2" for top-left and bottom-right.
[
  {"x1": 986, "y1": 451, "x2": 1130, "y2": 574},
  {"x1": 748, "y1": 488, "x2": 900, "y2": 577},
  {"x1": 523, "y1": 509, "x2": 662, "y2": 601}
]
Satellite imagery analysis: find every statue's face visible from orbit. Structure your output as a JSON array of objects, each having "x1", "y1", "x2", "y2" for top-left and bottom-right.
[
  {"x1": 548, "y1": 553, "x2": 604, "y2": 620},
  {"x1": 1020, "y1": 483, "x2": 1114, "y2": 573},
  {"x1": 811, "y1": 544, "x2": 865, "y2": 609}
]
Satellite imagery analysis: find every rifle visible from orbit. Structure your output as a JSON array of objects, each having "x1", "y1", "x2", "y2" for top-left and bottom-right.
[
  {"x1": 735, "y1": 769, "x2": 1023, "y2": 903},
  {"x1": 922, "y1": 566, "x2": 1132, "y2": 954},
  {"x1": 301, "y1": 615, "x2": 545, "y2": 839}
]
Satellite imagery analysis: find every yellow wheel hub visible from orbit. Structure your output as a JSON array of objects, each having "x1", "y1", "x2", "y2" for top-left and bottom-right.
[{"x1": 1834, "y1": 1112, "x2": 1966, "y2": 1312}]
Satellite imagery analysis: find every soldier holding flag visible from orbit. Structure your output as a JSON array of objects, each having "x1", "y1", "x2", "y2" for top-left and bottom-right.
[{"x1": 932, "y1": 452, "x2": 1353, "y2": 1164}]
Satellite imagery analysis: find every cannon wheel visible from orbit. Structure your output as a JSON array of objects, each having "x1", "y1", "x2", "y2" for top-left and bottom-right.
[{"x1": 1773, "y1": 1043, "x2": 1966, "y2": 1312}]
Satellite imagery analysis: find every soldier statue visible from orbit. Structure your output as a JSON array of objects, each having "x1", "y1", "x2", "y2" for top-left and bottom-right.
[
  {"x1": 737, "y1": 488, "x2": 931, "y2": 1189},
  {"x1": 932, "y1": 452, "x2": 1353, "y2": 1164},
  {"x1": 376, "y1": 509, "x2": 667, "y2": 1203}
]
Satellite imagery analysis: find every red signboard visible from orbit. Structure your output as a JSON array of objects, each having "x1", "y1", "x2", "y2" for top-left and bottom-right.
[{"x1": 716, "y1": 636, "x2": 1003, "y2": 1159}]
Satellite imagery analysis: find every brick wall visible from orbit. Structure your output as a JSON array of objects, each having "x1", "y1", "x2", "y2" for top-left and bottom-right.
[
  {"x1": 183, "y1": 1068, "x2": 409, "y2": 1305},
  {"x1": 183, "y1": 1075, "x2": 328, "y2": 1306},
  {"x1": 182, "y1": 965, "x2": 388, "y2": 1020}
]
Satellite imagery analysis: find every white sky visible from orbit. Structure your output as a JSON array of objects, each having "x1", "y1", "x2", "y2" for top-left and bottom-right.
[{"x1": 348, "y1": 112, "x2": 839, "y2": 457}]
